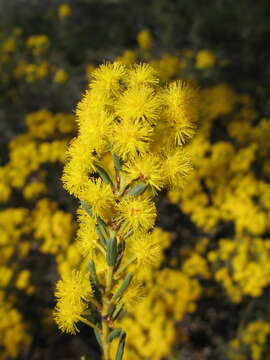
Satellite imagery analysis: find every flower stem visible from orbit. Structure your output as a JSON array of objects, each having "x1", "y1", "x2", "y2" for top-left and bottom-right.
[
  {"x1": 80, "y1": 317, "x2": 100, "y2": 331},
  {"x1": 101, "y1": 265, "x2": 114, "y2": 360}
]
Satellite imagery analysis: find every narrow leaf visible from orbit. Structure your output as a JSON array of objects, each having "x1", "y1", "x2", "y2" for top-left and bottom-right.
[
  {"x1": 94, "y1": 328, "x2": 102, "y2": 348},
  {"x1": 108, "y1": 328, "x2": 122, "y2": 342},
  {"x1": 88, "y1": 260, "x2": 101, "y2": 302},
  {"x1": 115, "y1": 332, "x2": 126, "y2": 360},
  {"x1": 112, "y1": 303, "x2": 124, "y2": 321},
  {"x1": 96, "y1": 224, "x2": 107, "y2": 247},
  {"x1": 113, "y1": 153, "x2": 122, "y2": 171},
  {"x1": 97, "y1": 216, "x2": 107, "y2": 229},
  {"x1": 106, "y1": 237, "x2": 118, "y2": 266},
  {"x1": 95, "y1": 164, "x2": 113, "y2": 185},
  {"x1": 123, "y1": 228, "x2": 134, "y2": 240},
  {"x1": 126, "y1": 183, "x2": 147, "y2": 196},
  {"x1": 112, "y1": 273, "x2": 132, "y2": 301},
  {"x1": 81, "y1": 200, "x2": 94, "y2": 218}
]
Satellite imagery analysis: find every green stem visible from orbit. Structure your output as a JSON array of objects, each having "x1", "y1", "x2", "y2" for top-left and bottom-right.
[
  {"x1": 101, "y1": 266, "x2": 114, "y2": 360},
  {"x1": 80, "y1": 317, "x2": 100, "y2": 331}
]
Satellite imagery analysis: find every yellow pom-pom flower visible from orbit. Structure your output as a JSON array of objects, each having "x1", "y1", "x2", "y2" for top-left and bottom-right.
[
  {"x1": 112, "y1": 118, "x2": 153, "y2": 159},
  {"x1": 90, "y1": 62, "x2": 126, "y2": 96},
  {"x1": 129, "y1": 233, "x2": 161, "y2": 267},
  {"x1": 54, "y1": 297, "x2": 87, "y2": 334},
  {"x1": 115, "y1": 85, "x2": 161, "y2": 124},
  {"x1": 127, "y1": 63, "x2": 158, "y2": 88},
  {"x1": 162, "y1": 149, "x2": 192, "y2": 189},
  {"x1": 123, "y1": 155, "x2": 164, "y2": 191},
  {"x1": 116, "y1": 196, "x2": 156, "y2": 231},
  {"x1": 162, "y1": 81, "x2": 199, "y2": 144},
  {"x1": 80, "y1": 178, "x2": 115, "y2": 217},
  {"x1": 55, "y1": 270, "x2": 92, "y2": 304}
]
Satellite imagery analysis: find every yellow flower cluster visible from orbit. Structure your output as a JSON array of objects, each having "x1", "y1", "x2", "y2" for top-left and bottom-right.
[
  {"x1": 0, "y1": 30, "x2": 68, "y2": 85},
  {"x1": 26, "y1": 35, "x2": 49, "y2": 56},
  {"x1": 0, "y1": 110, "x2": 75, "y2": 202},
  {"x1": 209, "y1": 237, "x2": 270, "y2": 302},
  {"x1": 58, "y1": 3, "x2": 71, "y2": 20},
  {"x1": 113, "y1": 29, "x2": 220, "y2": 84},
  {"x1": 0, "y1": 297, "x2": 31, "y2": 360},
  {"x1": 14, "y1": 61, "x2": 49, "y2": 82},
  {"x1": 0, "y1": 209, "x2": 33, "y2": 358},
  {"x1": 168, "y1": 84, "x2": 270, "y2": 236},
  {"x1": 55, "y1": 61, "x2": 198, "y2": 359},
  {"x1": 32, "y1": 199, "x2": 75, "y2": 254},
  {"x1": 229, "y1": 320, "x2": 270, "y2": 360},
  {"x1": 0, "y1": 208, "x2": 32, "y2": 292}
]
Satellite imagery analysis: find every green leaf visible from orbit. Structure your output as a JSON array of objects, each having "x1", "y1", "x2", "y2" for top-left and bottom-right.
[
  {"x1": 112, "y1": 303, "x2": 124, "y2": 321},
  {"x1": 106, "y1": 237, "x2": 118, "y2": 266},
  {"x1": 81, "y1": 200, "x2": 94, "y2": 218},
  {"x1": 88, "y1": 260, "x2": 101, "y2": 302},
  {"x1": 113, "y1": 153, "x2": 122, "y2": 171},
  {"x1": 123, "y1": 228, "x2": 134, "y2": 240},
  {"x1": 112, "y1": 273, "x2": 132, "y2": 301},
  {"x1": 126, "y1": 183, "x2": 147, "y2": 196},
  {"x1": 96, "y1": 224, "x2": 107, "y2": 247},
  {"x1": 94, "y1": 328, "x2": 102, "y2": 348},
  {"x1": 108, "y1": 328, "x2": 122, "y2": 342},
  {"x1": 115, "y1": 331, "x2": 126, "y2": 360},
  {"x1": 97, "y1": 216, "x2": 107, "y2": 229},
  {"x1": 95, "y1": 163, "x2": 113, "y2": 185}
]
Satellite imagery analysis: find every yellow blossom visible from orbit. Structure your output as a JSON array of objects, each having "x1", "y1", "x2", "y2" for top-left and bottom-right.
[
  {"x1": 116, "y1": 196, "x2": 156, "y2": 231},
  {"x1": 58, "y1": 4, "x2": 71, "y2": 20}
]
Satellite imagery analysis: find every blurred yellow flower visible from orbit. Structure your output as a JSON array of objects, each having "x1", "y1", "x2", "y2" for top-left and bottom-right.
[
  {"x1": 195, "y1": 49, "x2": 216, "y2": 69},
  {"x1": 58, "y1": 3, "x2": 71, "y2": 20}
]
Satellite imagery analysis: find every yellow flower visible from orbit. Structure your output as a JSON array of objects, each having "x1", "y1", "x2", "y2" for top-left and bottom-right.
[
  {"x1": 116, "y1": 196, "x2": 156, "y2": 231},
  {"x1": 55, "y1": 270, "x2": 92, "y2": 303},
  {"x1": 115, "y1": 85, "x2": 161, "y2": 124},
  {"x1": 62, "y1": 157, "x2": 90, "y2": 196},
  {"x1": 137, "y1": 29, "x2": 152, "y2": 52},
  {"x1": 58, "y1": 4, "x2": 71, "y2": 20},
  {"x1": 116, "y1": 49, "x2": 138, "y2": 66},
  {"x1": 26, "y1": 35, "x2": 49, "y2": 56},
  {"x1": 54, "y1": 68, "x2": 68, "y2": 83},
  {"x1": 123, "y1": 155, "x2": 164, "y2": 191},
  {"x1": 127, "y1": 63, "x2": 159, "y2": 88},
  {"x1": 79, "y1": 178, "x2": 115, "y2": 218},
  {"x1": 129, "y1": 232, "x2": 161, "y2": 267},
  {"x1": 79, "y1": 109, "x2": 113, "y2": 155},
  {"x1": 54, "y1": 297, "x2": 87, "y2": 334},
  {"x1": 23, "y1": 181, "x2": 47, "y2": 199},
  {"x1": 90, "y1": 62, "x2": 126, "y2": 96},
  {"x1": 196, "y1": 49, "x2": 216, "y2": 69},
  {"x1": 112, "y1": 118, "x2": 153, "y2": 160},
  {"x1": 161, "y1": 81, "x2": 199, "y2": 144},
  {"x1": 76, "y1": 207, "x2": 99, "y2": 258},
  {"x1": 15, "y1": 270, "x2": 30, "y2": 290},
  {"x1": 162, "y1": 149, "x2": 192, "y2": 189}
]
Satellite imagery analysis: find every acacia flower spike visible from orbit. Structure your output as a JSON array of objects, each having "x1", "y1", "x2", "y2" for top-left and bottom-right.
[{"x1": 54, "y1": 61, "x2": 198, "y2": 360}]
